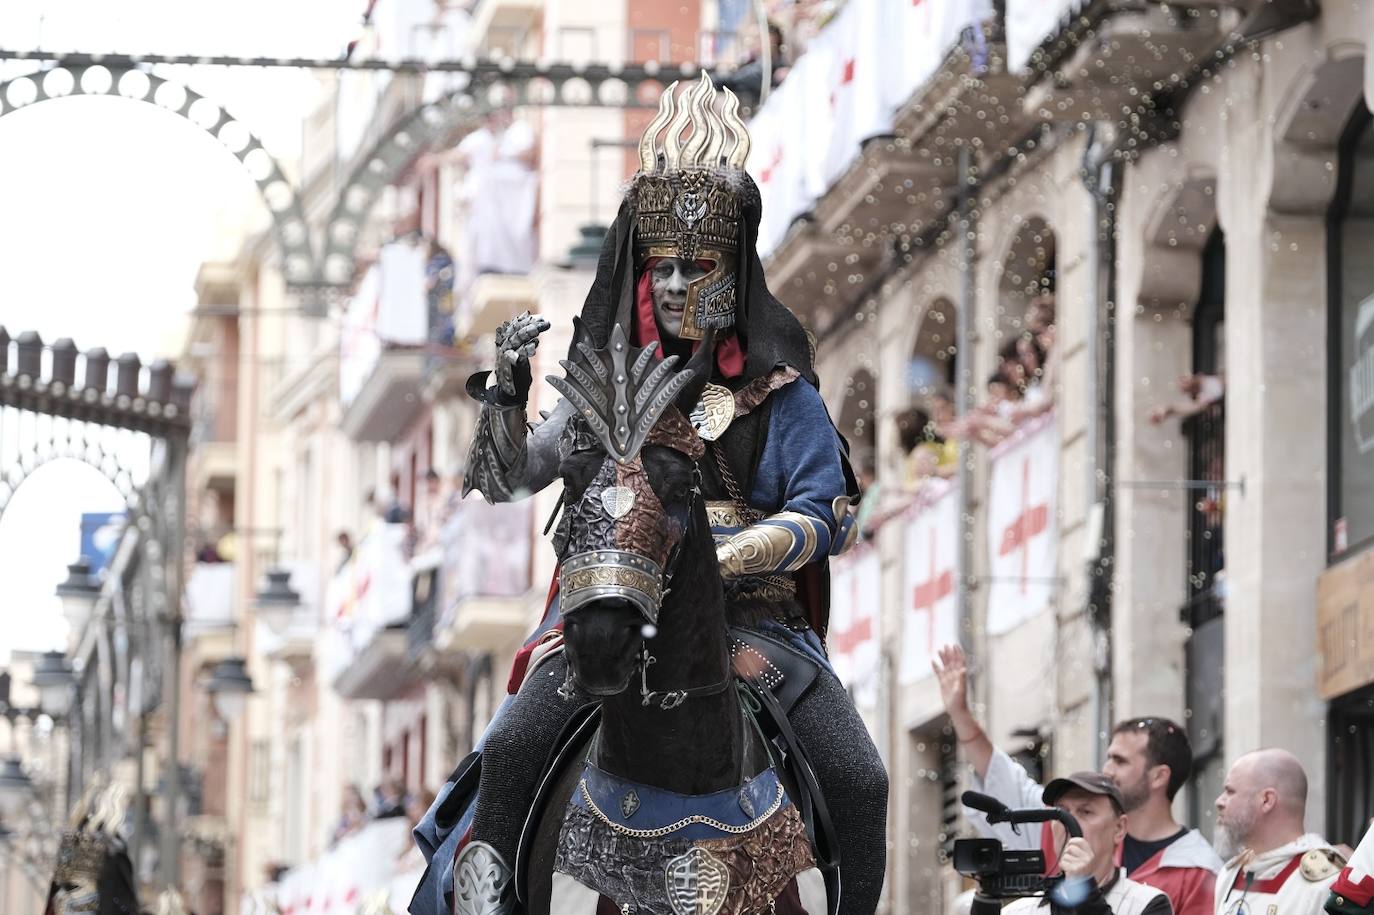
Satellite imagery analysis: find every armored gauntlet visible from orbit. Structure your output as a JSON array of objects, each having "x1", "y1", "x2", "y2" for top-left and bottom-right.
[{"x1": 463, "y1": 312, "x2": 549, "y2": 503}]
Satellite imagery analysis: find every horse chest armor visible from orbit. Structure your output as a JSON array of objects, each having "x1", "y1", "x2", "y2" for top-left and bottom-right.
[{"x1": 552, "y1": 763, "x2": 817, "y2": 915}]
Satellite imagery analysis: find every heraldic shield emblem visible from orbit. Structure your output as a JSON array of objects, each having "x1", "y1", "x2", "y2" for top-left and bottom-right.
[{"x1": 665, "y1": 847, "x2": 731, "y2": 915}]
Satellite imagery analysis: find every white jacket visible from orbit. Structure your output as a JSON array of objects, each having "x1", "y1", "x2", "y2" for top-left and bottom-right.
[{"x1": 1213, "y1": 833, "x2": 1345, "y2": 915}]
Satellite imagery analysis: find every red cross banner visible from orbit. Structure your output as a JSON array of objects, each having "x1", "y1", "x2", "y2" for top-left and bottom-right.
[
  {"x1": 829, "y1": 544, "x2": 882, "y2": 709},
  {"x1": 899, "y1": 480, "x2": 960, "y2": 684},
  {"x1": 986, "y1": 413, "x2": 1058, "y2": 635},
  {"x1": 747, "y1": 0, "x2": 992, "y2": 256}
]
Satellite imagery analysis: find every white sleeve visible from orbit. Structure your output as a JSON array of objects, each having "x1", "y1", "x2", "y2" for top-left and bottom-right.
[{"x1": 963, "y1": 748, "x2": 1045, "y2": 851}]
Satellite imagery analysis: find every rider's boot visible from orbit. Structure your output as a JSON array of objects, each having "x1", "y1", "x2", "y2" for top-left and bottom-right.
[{"x1": 452, "y1": 840, "x2": 516, "y2": 915}]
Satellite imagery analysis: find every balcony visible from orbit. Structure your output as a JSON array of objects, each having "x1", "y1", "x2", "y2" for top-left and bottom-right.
[
  {"x1": 333, "y1": 624, "x2": 416, "y2": 700},
  {"x1": 464, "y1": 273, "x2": 538, "y2": 339},
  {"x1": 434, "y1": 595, "x2": 533, "y2": 656},
  {"x1": 757, "y1": 11, "x2": 1018, "y2": 331},
  {"x1": 431, "y1": 498, "x2": 535, "y2": 657},
  {"x1": 340, "y1": 348, "x2": 428, "y2": 442},
  {"x1": 323, "y1": 524, "x2": 420, "y2": 699},
  {"x1": 469, "y1": 0, "x2": 541, "y2": 57},
  {"x1": 1020, "y1": 3, "x2": 1239, "y2": 125},
  {"x1": 340, "y1": 240, "x2": 432, "y2": 442}
]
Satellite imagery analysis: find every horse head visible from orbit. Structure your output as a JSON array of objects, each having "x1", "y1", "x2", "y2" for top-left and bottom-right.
[{"x1": 548, "y1": 320, "x2": 715, "y2": 700}]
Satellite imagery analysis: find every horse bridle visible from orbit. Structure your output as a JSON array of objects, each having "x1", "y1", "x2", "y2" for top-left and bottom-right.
[{"x1": 560, "y1": 466, "x2": 734, "y2": 710}]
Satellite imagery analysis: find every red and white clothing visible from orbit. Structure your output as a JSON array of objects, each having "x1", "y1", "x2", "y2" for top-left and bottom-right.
[
  {"x1": 1329, "y1": 826, "x2": 1374, "y2": 912},
  {"x1": 966, "y1": 749, "x2": 1222, "y2": 915},
  {"x1": 1214, "y1": 834, "x2": 1345, "y2": 915}
]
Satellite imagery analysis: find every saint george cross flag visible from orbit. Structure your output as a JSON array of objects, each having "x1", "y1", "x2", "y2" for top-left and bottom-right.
[
  {"x1": 829, "y1": 544, "x2": 882, "y2": 709},
  {"x1": 899, "y1": 480, "x2": 960, "y2": 684},
  {"x1": 986, "y1": 413, "x2": 1058, "y2": 635}
]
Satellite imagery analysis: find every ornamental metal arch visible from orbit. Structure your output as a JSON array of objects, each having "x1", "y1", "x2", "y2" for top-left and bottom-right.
[
  {"x1": 319, "y1": 61, "x2": 696, "y2": 286},
  {"x1": 0, "y1": 327, "x2": 192, "y2": 891},
  {"x1": 0, "y1": 63, "x2": 319, "y2": 289},
  {"x1": 1, "y1": 51, "x2": 716, "y2": 301}
]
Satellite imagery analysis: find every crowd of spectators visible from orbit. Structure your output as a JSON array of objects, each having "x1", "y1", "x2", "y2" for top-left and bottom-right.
[
  {"x1": 715, "y1": 1, "x2": 841, "y2": 108},
  {"x1": 895, "y1": 295, "x2": 1058, "y2": 491},
  {"x1": 331, "y1": 779, "x2": 436, "y2": 847}
]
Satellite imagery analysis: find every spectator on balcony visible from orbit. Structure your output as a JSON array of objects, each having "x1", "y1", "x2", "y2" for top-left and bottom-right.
[
  {"x1": 336, "y1": 531, "x2": 354, "y2": 572},
  {"x1": 897, "y1": 400, "x2": 958, "y2": 487},
  {"x1": 334, "y1": 784, "x2": 368, "y2": 843},
  {"x1": 454, "y1": 108, "x2": 538, "y2": 281},
  {"x1": 1148, "y1": 373, "x2": 1224, "y2": 425},
  {"x1": 373, "y1": 778, "x2": 409, "y2": 819},
  {"x1": 964, "y1": 371, "x2": 1020, "y2": 447},
  {"x1": 715, "y1": 20, "x2": 789, "y2": 108}
]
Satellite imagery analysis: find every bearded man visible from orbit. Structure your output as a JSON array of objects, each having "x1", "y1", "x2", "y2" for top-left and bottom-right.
[
  {"x1": 413, "y1": 74, "x2": 888, "y2": 915},
  {"x1": 1212, "y1": 749, "x2": 1345, "y2": 915}
]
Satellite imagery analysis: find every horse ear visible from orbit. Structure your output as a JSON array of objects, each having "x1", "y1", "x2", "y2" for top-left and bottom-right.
[{"x1": 673, "y1": 327, "x2": 716, "y2": 416}]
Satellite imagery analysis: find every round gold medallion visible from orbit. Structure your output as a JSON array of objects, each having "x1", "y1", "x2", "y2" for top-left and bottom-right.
[{"x1": 690, "y1": 383, "x2": 735, "y2": 442}]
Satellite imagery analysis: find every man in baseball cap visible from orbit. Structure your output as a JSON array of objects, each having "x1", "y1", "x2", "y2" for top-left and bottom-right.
[{"x1": 1002, "y1": 772, "x2": 1173, "y2": 915}]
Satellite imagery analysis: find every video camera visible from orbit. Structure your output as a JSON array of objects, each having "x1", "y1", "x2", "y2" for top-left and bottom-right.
[{"x1": 953, "y1": 791, "x2": 1083, "y2": 911}]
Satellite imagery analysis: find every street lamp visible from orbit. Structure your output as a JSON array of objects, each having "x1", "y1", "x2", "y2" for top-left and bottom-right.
[
  {"x1": 203, "y1": 658, "x2": 254, "y2": 723},
  {"x1": 0, "y1": 757, "x2": 34, "y2": 820},
  {"x1": 55, "y1": 559, "x2": 101, "y2": 631},
  {"x1": 29, "y1": 652, "x2": 77, "y2": 720},
  {"x1": 254, "y1": 568, "x2": 301, "y2": 635}
]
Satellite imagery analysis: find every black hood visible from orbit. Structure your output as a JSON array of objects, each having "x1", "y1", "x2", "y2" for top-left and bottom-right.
[{"x1": 573, "y1": 172, "x2": 816, "y2": 385}]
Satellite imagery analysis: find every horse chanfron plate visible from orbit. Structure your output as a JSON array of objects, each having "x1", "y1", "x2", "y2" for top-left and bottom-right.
[{"x1": 665, "y1": 847, "x2": 730, "y2": 915}]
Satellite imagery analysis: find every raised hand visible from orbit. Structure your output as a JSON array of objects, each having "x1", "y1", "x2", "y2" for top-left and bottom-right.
[
  {"x1": 494, "y1": 311, "x2": 551, "y2": 400},
  {"x1": 932, "y1": 643, "x2": 971, "y2": 718}
]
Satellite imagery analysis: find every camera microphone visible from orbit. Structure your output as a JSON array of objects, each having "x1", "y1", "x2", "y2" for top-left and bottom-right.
[{"x1": 961, "y1": 791, "x2": 1012, "y2": 818}]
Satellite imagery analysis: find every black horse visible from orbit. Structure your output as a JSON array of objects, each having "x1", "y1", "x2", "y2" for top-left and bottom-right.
[{"x1": 522, "y1": 324, "x2": 828, "y2": 915}]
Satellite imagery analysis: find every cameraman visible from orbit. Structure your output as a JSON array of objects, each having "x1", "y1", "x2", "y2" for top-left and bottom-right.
[{"x1": 1003, "y1": 774, "x2": 1172, "y2": 915}]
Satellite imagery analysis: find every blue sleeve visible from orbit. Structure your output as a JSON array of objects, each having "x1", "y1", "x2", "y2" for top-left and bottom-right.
[{"x1": 749, "y1": 379, "x2": 847, "y2": 542}]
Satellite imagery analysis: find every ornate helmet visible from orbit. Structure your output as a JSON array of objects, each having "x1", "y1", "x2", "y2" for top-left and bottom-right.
[{"x1": 631, "y1": 72, "x2": 752, "y2": 341}]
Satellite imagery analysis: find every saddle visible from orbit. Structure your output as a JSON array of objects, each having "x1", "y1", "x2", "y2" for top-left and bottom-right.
[{"x1": 514, "y1": 627, "x2": 840, "y2": 913}]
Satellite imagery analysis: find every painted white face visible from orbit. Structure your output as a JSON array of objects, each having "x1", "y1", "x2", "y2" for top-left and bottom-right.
[{"x1": 650, "y1": 257, "x2": 708, "y2": 340}]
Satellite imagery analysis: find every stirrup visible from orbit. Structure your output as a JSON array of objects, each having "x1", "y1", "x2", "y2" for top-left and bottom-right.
[{"x1": 453, "y1": 840, "x2": 516, "y2": 915}]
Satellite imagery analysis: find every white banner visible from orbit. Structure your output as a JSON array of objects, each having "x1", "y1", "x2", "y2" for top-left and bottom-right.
[
  {"x1": 986, "y1": 414, "x2": 1058, "y2": 635},
  {"x1": 1006, "y1": 0, "x2": 1080, "y2": 73},
  {"x1": 829, "y1": 545, "x2": 882, "y2": 709},
  {"x1": 749, "y1": 0, "x2": 990, "y2": 257},
  {"x1": 899, "y1": 482, "x2": 960, "y2": 684},
  {"x1": 251, "y1": 817, "x2": 415, "y2": 915},
  {"x1": 339, "y1": 240, "x2": 430, "y2": 407}
]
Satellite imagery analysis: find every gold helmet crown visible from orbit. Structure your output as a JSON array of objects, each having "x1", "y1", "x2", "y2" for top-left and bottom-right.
[{"x1": 632, "y1": 72, "x2": 752, "y2": 340}]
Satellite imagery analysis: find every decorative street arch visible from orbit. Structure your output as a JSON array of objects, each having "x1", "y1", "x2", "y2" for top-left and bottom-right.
[
  {"x1": 0, "y1": 63, "x2": 318, "y2": 289},
  {"x1": 2, "y1": 52, "x2": 704, "y2": 303}
]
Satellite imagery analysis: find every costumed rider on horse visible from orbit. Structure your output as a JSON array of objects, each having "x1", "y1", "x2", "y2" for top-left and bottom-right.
[{"x1": 429, "y1": 73, "x2": 889, "y2": 915}]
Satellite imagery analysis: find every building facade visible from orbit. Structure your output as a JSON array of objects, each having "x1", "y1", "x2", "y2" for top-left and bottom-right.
[
  {"x1": 756, "y1": 0, "x2": 1374, "y2": 911},
  {"x1": 159, "y1": 0, "x2": 1374, "y2": 912}
]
